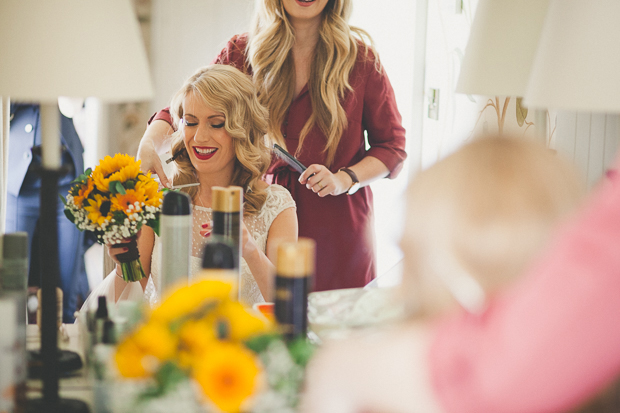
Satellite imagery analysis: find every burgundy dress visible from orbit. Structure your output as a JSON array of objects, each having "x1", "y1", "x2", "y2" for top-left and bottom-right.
[{"x1": 152, "y1": 34, "x2": 407, "y2": 291}]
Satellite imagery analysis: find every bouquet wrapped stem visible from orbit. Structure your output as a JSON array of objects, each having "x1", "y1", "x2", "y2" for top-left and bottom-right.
[{"x1": 113, "y1": 236, "x2": 146, "y2": 282}]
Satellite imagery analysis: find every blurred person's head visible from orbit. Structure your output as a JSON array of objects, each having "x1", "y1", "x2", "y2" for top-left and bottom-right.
[{"x1": 401, "y1": 136, "x2": 584, "y2": 317}]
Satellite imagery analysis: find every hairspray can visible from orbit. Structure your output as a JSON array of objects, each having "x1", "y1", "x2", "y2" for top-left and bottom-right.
[
  {"x1": 274, "y1": 238, "x2": 315, "y2": 340},
  {"x1": 159, "y1": 190, "x2": 192, "y2": 295},
  {"x1": 211, "y1": 186, "x2": 242, "y2": 290}
]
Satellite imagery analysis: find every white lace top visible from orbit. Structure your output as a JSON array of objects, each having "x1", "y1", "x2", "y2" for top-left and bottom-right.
[{"x1": 145, "y1": 184, "x2": 295, "y2": 306}]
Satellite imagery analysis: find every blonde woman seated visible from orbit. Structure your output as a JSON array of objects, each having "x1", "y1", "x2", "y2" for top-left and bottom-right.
[
  {"x1": 84, "y1": 65, "x2": 298, "y2": 310},
  {"x1": 302, "y1": 136, "x2": 584, "y2": 413}
]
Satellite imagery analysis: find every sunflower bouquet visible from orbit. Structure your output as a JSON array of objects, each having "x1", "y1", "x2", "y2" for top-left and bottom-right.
[
  {"x1": 62, "y1": 153, "x2": 163, "y2": 282},
  {"x1": 113, "y1": 279, "x2": 314, "y2": 413}
]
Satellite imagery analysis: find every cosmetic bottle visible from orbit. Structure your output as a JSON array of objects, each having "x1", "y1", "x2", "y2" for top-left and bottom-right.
[
  {"x1": 0, "y1": 233, "x2": 28, "y2": 411},
  {"x1": 94, "y1": 296, "x2": 109, "y2": 345},
  {"x1": 211, "y1": 186, "x2": 242, "y2": 270},
  {"x1": 0, "y1": 298, "x2": 17, "y2": 413},
  {"x1": 159, "y1": 190, "x2": 192, "y2": 295},
  {"x1": 275, "y1": 238, "x2": 315, "y2": 340}
]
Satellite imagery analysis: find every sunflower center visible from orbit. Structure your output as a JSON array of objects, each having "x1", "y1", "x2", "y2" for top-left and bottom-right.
[
  {"x1": 219, "y1": 370, "x2": 237, "y2": 389},
  {"x1": 100, "y1": 200, "x2": 111, "y2": 216}
]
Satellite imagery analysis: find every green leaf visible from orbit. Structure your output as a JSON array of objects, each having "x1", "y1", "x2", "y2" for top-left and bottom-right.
[
  {"x1": 84, "y1": 167, "x2": 92, "y2": 176},
  {"x1": 116, "y1": 181, "x2": 126, "y2": 195},
  {"x1": 63, "y1": 209, "x2": 75, "y2": 224},
  {"x1": 147, "y1": 217, "x2": 160, "y2": 237},
  {"x1": 516, "y1": 97, "x2": 528, "y2": 127},
  {"x1": 288, "y1": 337, "x2": 316, "y2": 367},
  {"x1": 59, "y1": 194, "x2": 67, "y2": 205},
  {"x1": 245, "y1": 333, "x2": 282, "y2": 354}
]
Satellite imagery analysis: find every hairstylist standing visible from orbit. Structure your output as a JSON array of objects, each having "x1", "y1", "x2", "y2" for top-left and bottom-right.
[{"x1": 138, "y1": 0, "x2": 407, "y2": 291}]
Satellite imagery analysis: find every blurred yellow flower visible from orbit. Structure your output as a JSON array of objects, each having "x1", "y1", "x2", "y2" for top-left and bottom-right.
[
  {"x1": 72, "y1": 178, "x2": 94, "y2": 207},
  {"x1": 193, "y1": 342, "x2": 260, "y2": 413},
  {"x1": 217, "y1": 301, "x2": 271, "y2": 341},
  {"x1": 177, "y1": 319, "x2": 217, "y2": 368},
  {"x1": 85, "y1": 194, "x2": 115, "y2": 226},
  {"x1": 111, "y1": 189, "x2": 147, "y2": 215},
  {"x1": 115, "y1": 338, "x2": 149, "y2": 378},
  {"x1": 132, "y1": 321, "x2": 177, "y2": 361},
  {"x1": 151, "y1": 280, "x2": 233, "y2": 324}
]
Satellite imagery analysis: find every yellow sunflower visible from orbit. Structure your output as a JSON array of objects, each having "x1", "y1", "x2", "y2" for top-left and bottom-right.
[
  {"x1": 107, "y1": 161, "x2": 141, "y2": 184},
  {"x1": 72, "y1": 178, "x2": 95, "y2": 207},
  {"x1": 136, "y1": 173, "x2": 163, "y2": 207},
  {"x1": 216, "y1": 301, "x2": 271, "y2": 342},
  {"x1": 92, "y1": 154, "x2": 141, "y2": 192},
  {"x1": 177, "y1": 319, "x2": 217, "y2": 368},
  {"x1": 115, "y1": 338, "x2": 150, "y2": 378},
  {"x1": 193, "y1": 342, "x2": 260, "y2": 413},
  {"x1": 131, "y1": 321, "x2": 177, "y2": 361},
  {"x1": 111, "y1": 189, "x2": 147, "y2": 215},
  {"x1": 84, "y1": 194, "x2": 115, "y2": 226},
  {"x1": 151, "y1": 280, "x2": 233, "y2": 324}
]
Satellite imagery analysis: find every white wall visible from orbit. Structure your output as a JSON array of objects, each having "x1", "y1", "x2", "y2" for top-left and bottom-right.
[
  {"x1": 349, "y1": 0, "x2": 418, "y2": 282},
  {"x1": 555, "y1": 112, "x2": 620, "y2": 188},
  {"x1": 150, "y1": 0, "x2": 254, "y2": 112}
]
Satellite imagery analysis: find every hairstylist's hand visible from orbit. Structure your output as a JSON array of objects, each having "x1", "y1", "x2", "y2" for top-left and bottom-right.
[
  {"x1": 137, "y1": 120, "x2": 174, "y2": 188},
  {"x1": 299, "y1": 164, "x2": 352, "y2": 197}
]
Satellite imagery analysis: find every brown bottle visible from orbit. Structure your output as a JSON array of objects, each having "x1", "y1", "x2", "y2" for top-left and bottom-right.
[{"x1": 274, "y1": 239, "x2": 315, "y2": 341}]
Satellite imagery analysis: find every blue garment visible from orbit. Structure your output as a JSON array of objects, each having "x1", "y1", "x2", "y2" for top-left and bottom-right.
[{"x1": 5, "y1": 103, "x2": 90, "y2": 322}]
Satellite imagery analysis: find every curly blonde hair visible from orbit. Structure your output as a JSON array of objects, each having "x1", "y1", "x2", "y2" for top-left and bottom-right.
[
  {"x1": 168, "y1": 65, "x2": 271, "y2": 216},
  {"x1": 247, "y1": 0, "x2": 377, "y2": 167}
]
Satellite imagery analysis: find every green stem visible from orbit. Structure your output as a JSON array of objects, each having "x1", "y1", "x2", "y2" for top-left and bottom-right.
[{"x1": 120, "y1": 259, "x2": 146, "y2": 282}]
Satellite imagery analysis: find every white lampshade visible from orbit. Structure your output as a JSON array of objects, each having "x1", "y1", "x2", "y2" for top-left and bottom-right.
[
  {"x1": 524, "y1": 0, "x2": 620, "y2": 112},
  {"x1": 456, "y1": 0, "x2": 550, "y2": 97},
  {"x1": 0, "y1": 0, "x2": 152, "y2": 102}
]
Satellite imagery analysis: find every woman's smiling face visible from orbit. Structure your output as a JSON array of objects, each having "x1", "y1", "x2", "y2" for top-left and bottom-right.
[{"x1": 181, "y1": 91, "x2": 236, "y2": 178}]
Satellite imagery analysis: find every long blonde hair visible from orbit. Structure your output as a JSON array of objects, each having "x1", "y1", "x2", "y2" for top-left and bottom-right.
[
  {"x1": 168, "y1": 65, "x2": 271, "y2": 216},
  {"x1": 401, "y1": 136, "x2": 585, "y2": 317},
  {"x1": 247, "y1": 0, "x2": 376, "y2": 167}
]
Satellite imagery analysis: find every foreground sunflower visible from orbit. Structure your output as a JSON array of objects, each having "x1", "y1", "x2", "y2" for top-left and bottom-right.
[
  {"x1": 111, "y1": 279, "x2": 313, "y2": 411},
  {"x1": 193, "y1": 342, "x2": 261, "y2": 413}
]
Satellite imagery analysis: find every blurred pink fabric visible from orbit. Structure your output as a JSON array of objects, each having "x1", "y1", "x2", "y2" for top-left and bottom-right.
[{"x1": 430, "y1": 156, "x2": 620, "y2": 413}]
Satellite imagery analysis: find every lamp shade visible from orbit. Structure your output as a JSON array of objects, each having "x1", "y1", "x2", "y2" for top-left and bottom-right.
[
  {"x1": 524, "y1": 0, "x2": 620, "y2": 112},
  {"x1": 0, "y1": 0, "x2": 152, "y2": 102},
  {"x1": 456, "y1": 0, "x2": 550, "y2": 97}
]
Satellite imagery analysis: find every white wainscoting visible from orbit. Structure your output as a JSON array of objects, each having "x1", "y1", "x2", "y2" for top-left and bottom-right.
[{"x1": 555, "y1": 112, "x2": 620, "y2": 189}]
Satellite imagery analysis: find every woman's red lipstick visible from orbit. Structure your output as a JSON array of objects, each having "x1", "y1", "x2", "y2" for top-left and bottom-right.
[{"x1": 193, "y1": 146, "x2": 218, "y2": 160}]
